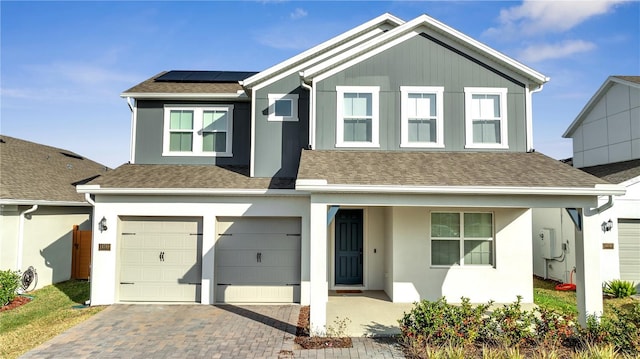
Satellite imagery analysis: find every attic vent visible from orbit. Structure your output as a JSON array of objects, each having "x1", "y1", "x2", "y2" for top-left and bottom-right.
[{"x1": 60, "y1": 152, "x2": 83, "y2": 160}]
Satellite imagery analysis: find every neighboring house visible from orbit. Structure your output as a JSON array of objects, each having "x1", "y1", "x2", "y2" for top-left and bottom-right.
[
  {"x1": 78, "y1": 13, "x2": 624, "y2": 333},
  {"x1": 533, "y1": 76, "x2": 640, "y2": 290},
  {"x1": 0, "y1": 135, "x2": 109, "y2": 289}
]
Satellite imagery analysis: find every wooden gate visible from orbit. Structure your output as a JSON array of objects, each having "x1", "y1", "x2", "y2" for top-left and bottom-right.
[{"x1": 72, "y1": 225, "x2": 92, "y2": 279}]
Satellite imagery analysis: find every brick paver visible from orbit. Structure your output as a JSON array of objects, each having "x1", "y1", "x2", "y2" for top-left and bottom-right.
[{"x1": 20, "y1": 304, "x2": 404, "y2": 359}]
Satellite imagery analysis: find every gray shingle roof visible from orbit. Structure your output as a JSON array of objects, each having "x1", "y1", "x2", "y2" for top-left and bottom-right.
[
  {"x1": 0, "y1": 135, "x2": 110, "y2": 203},
  {"x1": 89, "y1": 164, "x2": 295, "y2": 190},
  {"x1": 297, "y1": 150, "x2": 611, "y2": 188},
  {"x1": 122, "y1": 71, "x2": 245, "y2": 95},
  {"x1": 613, "y1": 76, "x2": 640, "y2": 84},
  {"x1": 579, "y1": 159, "x2": 640, "y2": 184}
]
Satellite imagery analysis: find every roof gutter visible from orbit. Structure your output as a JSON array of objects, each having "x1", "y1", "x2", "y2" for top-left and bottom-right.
[
  {"x1": 294, "y1": 181, "x2": 626, "y2": 196},
  {"x1": 17, "y1": 205, "x2": 38, "y2": 271},
  {"x1": 76, "y1": 185, "x2": 307, "y2": 197},
  {"x1": 0, "y1": 199, "x2": 91, "y2": 206},
  {"x1": 119, "y1": 92, "x2": 250, "y2": 101}
]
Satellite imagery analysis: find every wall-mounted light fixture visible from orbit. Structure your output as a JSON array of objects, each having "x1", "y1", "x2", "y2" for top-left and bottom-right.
[
  {"x1": 601, "y1": 219, "x2": 613, "y2": 233},
  {"x1": 99, "y1": 216, "x2": 108, "y2": 232}
]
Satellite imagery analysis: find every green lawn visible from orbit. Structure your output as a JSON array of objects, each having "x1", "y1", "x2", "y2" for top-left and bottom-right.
[
  {"x1": 533, "y1": 276, "x2": 637, "y2": 318},
  {"x1": 0, "y1": 280, "x2": 105, "y2": 359}
]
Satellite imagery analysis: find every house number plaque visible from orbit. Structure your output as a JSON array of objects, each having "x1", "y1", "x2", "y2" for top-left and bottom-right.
[
  {"x1": 602, "y1": 243, "x2": 614, "y2": 250},
  {"x1": 98, "y1": 243, "x2": 111, "y2": 251}
]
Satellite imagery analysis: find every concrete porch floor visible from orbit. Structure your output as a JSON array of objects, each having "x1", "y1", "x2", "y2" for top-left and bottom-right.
[{"x1": 327, "y1": 290, "x2": 413, "y2": 337}]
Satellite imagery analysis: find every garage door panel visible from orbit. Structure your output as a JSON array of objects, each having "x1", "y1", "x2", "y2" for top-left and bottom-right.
[
  {"x1": 119, "y1": 217, "x2": 202, "y2": 302},
  {"x1": 618, "y1": 219, "x2": 640, "y2": 287},
  {"x1": 216, "y1": 217, "x2": 301, "y2": 303}
]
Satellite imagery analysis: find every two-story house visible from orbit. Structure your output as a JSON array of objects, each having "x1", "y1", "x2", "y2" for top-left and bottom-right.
[
  {"x1": 533, "y1": 76, "x2": 639, "y2": 291},
  {"x1": 78, "y1": 13, "x2": 624, "y2": 334}
]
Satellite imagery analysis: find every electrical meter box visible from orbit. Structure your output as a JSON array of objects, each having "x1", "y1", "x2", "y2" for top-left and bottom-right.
[{"x1": 539, "y1": 228, "x2": 556, "y2": 259}]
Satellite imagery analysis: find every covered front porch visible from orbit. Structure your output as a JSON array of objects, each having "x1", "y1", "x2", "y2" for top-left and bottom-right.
[{"x1": 296, "y1": 150, "x2": 625, "y2": 336}]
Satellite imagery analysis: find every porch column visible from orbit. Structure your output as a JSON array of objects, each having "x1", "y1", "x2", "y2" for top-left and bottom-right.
[
  {"x1": 575, "y1": 208, "x2": 604, "y2": 327},
  {"x1": 309, "y1": 202, "x2": 328, "y2": 335}
]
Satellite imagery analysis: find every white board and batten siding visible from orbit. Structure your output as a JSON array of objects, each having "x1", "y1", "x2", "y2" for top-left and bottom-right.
[
  {"x1": 119, "y1": 217, "x2": 202, "y2": 302},
  {"x1": 216, "y1": 217, "x2": 301, "y2": 303},
  {"x1": 618, "y1": 219, "x2": 640, "y2": 289}
]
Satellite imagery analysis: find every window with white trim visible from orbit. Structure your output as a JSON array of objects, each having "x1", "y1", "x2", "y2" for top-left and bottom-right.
[
  {"x1": 163, "y1": 105, "x2": 233, "y2": 157},
  {"x1": 464, "y1": 87, "x2": 508, "y2": 149},
  {"x1": 268, "y1": 94, "x2": 299, "y2": 122},
  {"x1": 400, "y1": 86, "x2": 444, "y2": 147},
  {"x1": 431, "y1": 212, "x2": 494, "y2": 266},
  {"x1": 336, "y1": 86, "x2": 379, "y2": 147}
]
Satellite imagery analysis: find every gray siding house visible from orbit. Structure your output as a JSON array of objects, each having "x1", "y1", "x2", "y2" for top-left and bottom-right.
[{"x1": 78, "y1": 13, "x2": 624, "y2": 335}]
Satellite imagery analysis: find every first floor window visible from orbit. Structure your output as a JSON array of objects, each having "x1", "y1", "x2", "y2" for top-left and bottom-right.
[
  {"x1": 163, "y1": 105, "x2": 233, "y2": 157},
  {"x1": 464, "y1": 87, "x2": 508, "y2": 149},
  {"x1": 431, "y1": 212, "x2": 494, "y2": 266},
  {"x1": 336, "y1": 86, "x2": 379, "y2": 147},
  {"x1": 400, "y1": 86, "x2": 444, "y2": 147}
]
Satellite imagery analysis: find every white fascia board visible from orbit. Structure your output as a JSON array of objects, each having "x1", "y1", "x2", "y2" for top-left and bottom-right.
[
  {"x1": 302, "y1": 14, "x2": 548, "y2": 85},
  {"x1": 295, "y1": 183, "x2": 626, "y2": 196},
  {"x1": 75, "y1": 187, "x2": 307, "y2": 197},
  {"x1": 241, "y1": 13, "x2": 405, "y2": 89},
  {"x1": 563, "y1": 76, "x2": 640, "y2": 138},
  {"x1": 0, "y1": 199, "x2": 91, "y2": 206},
  {"x1": 619, "y1": 174, "x2": 640, "y2": 188},
  {"x1": 119, "y1": 92, "x2": 249, "y2": 101}
]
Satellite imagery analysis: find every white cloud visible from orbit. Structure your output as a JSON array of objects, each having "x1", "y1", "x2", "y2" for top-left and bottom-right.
[
  {"x1": 485, "y1": 0, "x2": 629, "y2": 37},
  {"x1": 290, "y1": 8, "x2": 308, "y2": 20},
  {"x1": 517, "y1": 39, "x2": 596, "y2": 62}
]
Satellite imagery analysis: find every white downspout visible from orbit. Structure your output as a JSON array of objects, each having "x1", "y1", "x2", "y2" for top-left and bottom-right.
[
  {"x1": 300, "y1": 74, "x2": 314, "y2": 149},
  {"x1": 126, "y1": 97, "x2": 137, "y2": 164},
  {"x1": 17, "y1": 205, "x2": 39, "y2": 270},
  {"x1": 526, "y1": 84, "x2": 544, "y2": 152}
]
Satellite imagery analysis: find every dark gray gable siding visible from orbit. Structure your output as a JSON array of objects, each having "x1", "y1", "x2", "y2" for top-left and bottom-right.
[
  {"x1": 315, "y1": 33, "x2": 527, "y2": 152},
  {"x1": 134, "y1": 100, "x2": 250, "y2": 165},
  {"x1": 253, "y1": 72, "x2": 309, "y2": 178}
]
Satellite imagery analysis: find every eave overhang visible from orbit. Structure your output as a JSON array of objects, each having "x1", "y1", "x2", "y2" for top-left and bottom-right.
[
  {"x1": 76, "y1": 185, "x2": 305, "y2": 197},
  {"x1": 0, "y1": 199, "x2": 91, "y2": 206},
  {"x1": 119, "y1": 92, "x2": 249, "y2": 101}
]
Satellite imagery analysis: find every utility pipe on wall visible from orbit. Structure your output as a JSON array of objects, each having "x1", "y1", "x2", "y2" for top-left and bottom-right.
[
  {"x1": 300, "y1": 77, "x2": 314, "y2": 149},
  {"x1": 17, "y1": 205, "x2": 38, "y2": 270}
]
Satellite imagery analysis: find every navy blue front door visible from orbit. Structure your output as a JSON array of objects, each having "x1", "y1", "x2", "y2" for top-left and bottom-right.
[{"x1": 335, "y1": 209, "x2": 363, "y2": 285}]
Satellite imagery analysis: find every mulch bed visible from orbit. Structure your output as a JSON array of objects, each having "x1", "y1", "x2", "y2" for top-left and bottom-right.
[
  {"x1": 0, "y1": 295, "x2": 32, "y2": 312},
  {"x1": 294, "y1": 306, "x2": 353, "y2": 349}
]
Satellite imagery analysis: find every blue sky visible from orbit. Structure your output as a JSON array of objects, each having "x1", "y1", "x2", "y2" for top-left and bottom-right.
[{"x1": 1, "y1": 1, "x2": 638, "y2": 169}]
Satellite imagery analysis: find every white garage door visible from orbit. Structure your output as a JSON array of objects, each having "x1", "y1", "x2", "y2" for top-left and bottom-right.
[
  {"x1": 619, "y1": 219, "x2": 640, "y2": 289},
  {"x1": 119, "y1": 217, "x2": 202, "y2": 302},
  {"x1": 216, "y1": 217, "x2": 301, "y2": 303}
]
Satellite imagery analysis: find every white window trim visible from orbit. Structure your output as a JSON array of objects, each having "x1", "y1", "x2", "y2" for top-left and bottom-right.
[
  {"x1": 268, "y1": 93, "x2": 299, "y2": 122},
  {"x1": 464, "y1": 87, "x2": 508, "y2": 149},
  {"x1": 430, "y1": 211, "x2": 495, "y2": 268},
  {"x1": 400, "y1": 86, "x2": 445, "y2": 148},
  {"x1": 162, "y1": 104, "x2": 234, "y2": 157},
  {"x1": 336, "y1": 86, "x2": 380, "y2": 148}
]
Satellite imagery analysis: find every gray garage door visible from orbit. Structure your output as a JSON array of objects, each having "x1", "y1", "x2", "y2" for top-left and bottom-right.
[
  {"x1": 119, "y1": 217, "x2": 202, "y2": 302},
  {"x1": 619, "y1": 219, "x2": 640, "y2": 289},
  {"x1": 216, "y1": 217, "x2": 301, "y2": 303}
]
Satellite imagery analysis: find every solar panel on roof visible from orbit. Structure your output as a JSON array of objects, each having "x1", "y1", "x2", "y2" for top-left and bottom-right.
[{"x1": 155, "y1": 70, "x2": 258, "y2": 83}]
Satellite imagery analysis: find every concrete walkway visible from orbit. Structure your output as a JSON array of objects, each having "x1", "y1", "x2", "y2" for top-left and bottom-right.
[{"x1": 20, "y1": 304, "x2": 405, "y2": 359}]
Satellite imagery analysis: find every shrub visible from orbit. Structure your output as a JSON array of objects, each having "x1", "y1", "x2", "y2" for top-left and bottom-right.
[
  {"x1": 0, "y1": 269, "x2": 21, "y2": 305},
  {"x1": 580, "y1": 304, "x2": 640, "y2": 355},
  {"x1": 534, "y1": 307, "x2": 577, "y2": 349},
  {"x1": 481, "y1": 296, "x2": 537, "y2": 347},
  {"x1": 603, "y1": 280, "x2": 637, "y2": 298},
  {"x1": 399, "y1": 297, "x2": 490, "y2": 347}
]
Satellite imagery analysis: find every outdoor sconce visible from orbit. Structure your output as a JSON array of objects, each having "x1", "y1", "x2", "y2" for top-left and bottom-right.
[
  {"x1": 99, "y1": 216, "x2": 108, "y2": 232},
  {"x1": 601, "y1": 219, "x2": 613, "y2": 233}
]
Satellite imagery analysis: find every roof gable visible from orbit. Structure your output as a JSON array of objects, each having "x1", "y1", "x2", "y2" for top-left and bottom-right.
[
  {"x1": 563, "y1": 75, "x2": 640, "y2": 138},
  {"x1": 0, "y1": 135, "x2": 110, "y2": 204},
  {"x1": 241, "y1": 13, "x2": 404, "y2": 89},
  {"x1": 300, "y1": 14, "x2": 548, "y2": 87}
]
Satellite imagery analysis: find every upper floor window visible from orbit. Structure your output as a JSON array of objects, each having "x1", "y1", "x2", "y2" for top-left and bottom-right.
[
  {"x1": 464, "y1": 87, "x2": 508, "y2": 149},
  {"x1": 336, "y1": 86, "x2": 379, "y2": 147},
  {"x1": 400, "y1": 86, "x2": 444, "y2": 148},
  {"x1": 431, "y1": 212, "x2": 494, "y2": 267},
  {"x1": 163, "y1": 105, "x2": 233, "y2": 157},
  {"x1": 268, "y1": 94, "x2": 299, "y2": 122}
]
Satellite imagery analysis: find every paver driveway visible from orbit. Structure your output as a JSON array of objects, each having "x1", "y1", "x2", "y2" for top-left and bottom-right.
[{"x1": 20, "y1": 304, "x2": 404, "y2": 359}]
